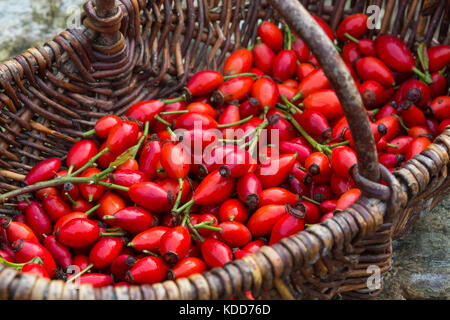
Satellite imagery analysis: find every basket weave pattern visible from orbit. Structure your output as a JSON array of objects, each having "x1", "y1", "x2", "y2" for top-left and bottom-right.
[{"x1": 0, "y1": 0, "x2": 449, "y2": 300}]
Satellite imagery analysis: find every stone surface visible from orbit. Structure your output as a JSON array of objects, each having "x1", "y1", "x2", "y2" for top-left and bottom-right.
[
  {"x1": 0, "y1": 0, "x2": 449, "y2": 300},
  {"x1": 379, "y1": 196, "x2": 450, "y2": 299}
]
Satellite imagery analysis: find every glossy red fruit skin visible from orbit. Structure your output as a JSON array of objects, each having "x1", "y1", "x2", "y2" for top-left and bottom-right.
[
  {"x1": 427, "y1": 45, "x2": 450, "y2": 73},
  {"x1": 300, "y1": 201, "x2": 321, "y2": 224},
  {"x1": 12, "y1": 239, "x2": 57, "y2": 278},
  {"x1": 258, "y1": 21, "x2": 283, "y2": 53},
  {"x1": 24, "y1": 201, "x2": 52, "y2": 241},
  {"x1": 427, "y1": 96, "x2": 450, "y2": 121},
  {"x1": 399, "y1": 102, "x2": 427, "y2": 128},
  {"x1": 251, "y1": 77, "x2": 279, "y2": 111},
  {"x1": 355, "y1": 57, "x2": 395, "y2": 87},
  {"x1": 259, "y1": 187, "x2": 299, "y2": 207},
  {"x1": 223, "y1": 49, "x2": 253, "y2": 75},
  {"x1": 292, "y1": 36, "x2": 310, "y2": 62},
  {"x1": 402, "y1": 79, "x2": 431, "y2": 109},
  {"x1": 385, "y1": 136, "x2": 413, "y2": 154},
  {"x1": 296, "y1": 63, "x2": 316, "y2": 81},
  {"x1": 42, "y1": 235, "x2": 72, "y2": 269},
  {"x1": 272, "y1": 50, "x2": 298, "y2": 81},
  {"x1": 201, "y1": 239, "x2": 233, "y2": 268},
  {"x1": 175, "y1": 112, "x2": 218, "y2": 130},
  {"x1": 3, "y1": 220, "x2": 38, "y2": 244},
  {"x1": 305, "y1": 152, "x2": 331, "y2": 184},
  {"x1": 56, "y1": 218, "x2": 100, "y2": 248},
  {"x1": 193, "y1": 169, "x2": 236, "y2": 206},
  {"x1": 330, "y1": 173, "x2": 354, "y2": 196},
  {"x1": 159, "y1": 226, "x2": 191, "y2": 265},
  {"x1": 24, "y1": 158, "x2": 61, "y2": 185},
  {"x1": 439, "y1": 119, "x2": 450, "y2": 134},
  {"x1": 216, "y1": 76, "x2": 255, "y2": 104},
  {"x1": 343, "y1": 42, "x2": 362, "y2": 66},
  {"x1": 359, "y1": 80, "x2": 385, "y2": 108},
  {"x1": 160, "y1": 141, "x2": 190, "y2": 180},
  {"x1": 358, "y1": 38, "x2": 376, "y2": 56},
  {"x1": 312, "y1": 15, "x2": 335, "y2": 41},
  {"x1": 111, "y1": 254, "x2": 136, "y2": 281},
  {"x1": 296, "y1": 68, "x2": 330, "y2": 100},
  {"x1": 42, "y1": 194, "x2": 71, "y2": 223},
  {"x1": 336, "y1": 13, "x2": 368, "y2": 41},
  {"x1": 236, "y1": 173, "x2": 262, "y2": 209},
  {"x1": 0, "y1": 249, "x2": 13, "y2": 262},
  {"x1": 219, "y1": 221, "x2": 252, "y2": 247},
  {"x1": 375, "y1": 35, "x2": 416, "y2": 72},
  {"x1": 267, "y1": 111, "x2": 297, "y2": 143},
  {"x1": 252, "y1": 40, "x2": 276, "y2": 76},
  {"x1": 22, "y1": 263, "x2": 50, "y2": 279},
  {"x1": 186, "y1": 70, "x2": 224, "y2": 97},
  {"x1": 111, "y1": 169, "x2": 146, "y2": 198},
  {"x1": 125, "y1": 100, "x2": 164, "y2": 124},
  {"x1": 379, "y1": 153, "x2": 404, "y2": 168},
  {"x1": 127, "y1": 256, "x2": 169, "y2": 284},
  {"x1": 405, "y1": 137, "x2": 431, "y2": 161},
  {"x1": 279, "y1": 140, "x2": 312, "y2": 165},
  {"x1": 239, "y1": 98, "x2": 260, "y2": 119},
  {"x1": 246, "y1": 204, "x2": 288, "y2": 237},
  {"x1": 295, "y1": 109, "x2": 331, "y2": 140},
  {"x1": 255, "y1": 154, "x2": 297, "y2": 189},
  {"x1": 129, "y1": 226, "x2": 170, "y2": 253},
  {"x1": 110, "y1": 207, "x2": 154, "y2": 234},
  {"x1": 320, "y1": 200, "x2": 338, "y2": 213},
  {"x1": 129, "y1": 182, "x2": 172, "y2": 213},
  {"x1": 67, "y1": 140, "x2": 98, "y2": 170},
  {"x1": 331, "y1": 146, "x2": 358, "y2": 179},
  {"x1": 167, "y1": 257, "x2": 207, "y2": 280},
  {"x1": 429, "y1": 72, "x2": 447, "y2": 98},
  {"x1": 78, "y1": 168, "x2": 106, "y2": 203},
  {"x1": 97, "y1": 142, "x2": 119, "y2": 169},
  {"x1": 96, "y1": 192, "x2": 126, "y2": 223},
  {"x1": 72, "y1": 254, "x2": 90, "y2": 271},
  {"x1": 336, "y1": 189, "x2": 361, "y2": 210},
  {"x1": 78, "y1": 274, "x2": 113, "y2": 288},
  {"x1": 269, "y1": 212, "x2": 305, "y2": 245},
  {"x1": 52, "y1": 212, "x2": 87, "y2": 234},
  {"x1": 138, "y1": 139, "x2": 162, "y2": 181},
  {"x1": 106, "y1": 121, "x2": 140, "y2": 154},
  {"x1": 89, "y1": 236, "x2": 123, "y2": 269},
  {"x1": 94, "y1": 115, "x2": 122, "y2": 139},
  {"x1": 303, "y1": 90, "x2": 344, "y2": 120}
]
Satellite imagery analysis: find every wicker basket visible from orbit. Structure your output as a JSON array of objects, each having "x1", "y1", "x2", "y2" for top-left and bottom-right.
[{"x1": 0, "y1": 0, "x2": 449, "y2": 300}]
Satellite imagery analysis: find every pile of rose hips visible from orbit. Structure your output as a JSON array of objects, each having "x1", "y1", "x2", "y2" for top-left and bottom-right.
[{"x1": 0, "y1": 14, "x2": 449, "y2": 291}]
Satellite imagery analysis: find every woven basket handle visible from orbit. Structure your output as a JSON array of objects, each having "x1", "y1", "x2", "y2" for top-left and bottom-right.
[{"x1": 270, "y1": 0, "x2": 381, "y2": 182}]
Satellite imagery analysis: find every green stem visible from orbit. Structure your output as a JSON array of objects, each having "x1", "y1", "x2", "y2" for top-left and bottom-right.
[
  {"x1": 172, "y1": 177, "x2": 184, "y2": 211},
  {"x1": 193, "y1": 222, "x2": 222, "y2": 232},
  {"x1": 154, "y1": 114, "x2": 171, "y2": 127},
  {"x1": 100, "y1": 231, "x2": 127, "y2": 237},
  {"x1": 297, "y1": 165, "x2": 306, "y2": 171},
  {"x1": 142, "y1": 250, "x2": 161, "y2": 257},
  {"x1": 393, "y1": 115, "x2": 410, "y2": 132},
  {"x1": 63, "y1": 192, "x2": 77, "y2": 207},
  {"x1": 291, "y1": 92, "x2": 303, "y2": 103},
  {"x1": 185, "y1": 210, "x2": 204, "y2": 242},
  {"x1": 248, "y1": 120, "x2": 269, "y2": 156},
  {"x1": 344, "y1": 33, "x2": 360, "y2": 44},
  {"x1": 284, "y1": 25, "x2": 293, "y2": 50},
  {"x1": 387, "y1": 143, "x2": 399, "y2": 149},
  {"x1": 82, "y1": 129, "x2": 96, "y2": 137},
  {"x1": 280, "y1": 95, "x2": 303, "y2": 114},
  {"x1": 224, "y1": 73, "x2": 258, "y2": 80},
  {"x1": 282, "y1": 111, "x2": 332, "y2": 155},
  {"x1": 66, "y1": 263, "x2": 94, "y2": 283},
  {"x1": 160, "y1": 110, "x2": 189, "y2": 116},
  {"x1": 67, "y1": 165, "x2": 74, "y2": 176},
  {"x1": 70, "y1": 147, "x2": 110, "y2": 177},
  {"x1": 96, "y1": 181, "x2": 130, "y2": 192},
  {"x1": 217, "y1": 115, "x2": 253, "y2": 128},
  {"x1": 174, "y1": 199, "x2": 194, "y2": 214},
  {"x1": 0, "y1": 256, "x2": 43, "y2": 270},
  {"x1": 162, "y1": 94, "x2": 186, "y2": 105},
  {"x1": 328, "y1": 140, "x2": 350, "y2": 148},
  {"x1": 166, "y1": 126, "x2": 177, "y2": 140},
  {"x1": 302, "y1": 196, "x2": 321, "y2": 206},
  {"x1": 412, "y1": 67, "x2": 433, "y2": 84},
  {"x1": 85, "y1": 204, "x2": 100, "y2": 217}
]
